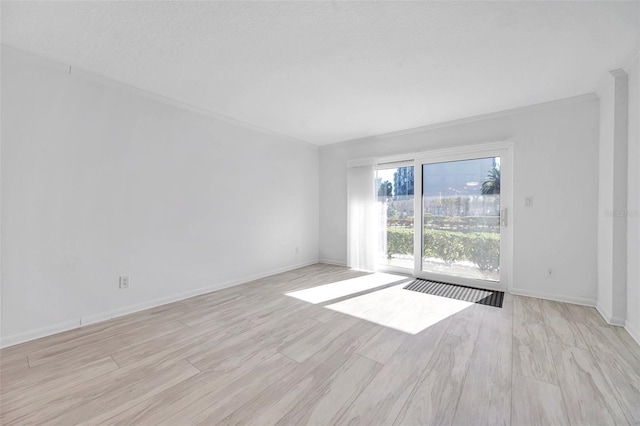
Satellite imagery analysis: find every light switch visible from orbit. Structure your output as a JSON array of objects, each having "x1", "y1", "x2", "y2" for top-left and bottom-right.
[{"x1": 525, "y1": 197, "x2": 533, "y2": 207}]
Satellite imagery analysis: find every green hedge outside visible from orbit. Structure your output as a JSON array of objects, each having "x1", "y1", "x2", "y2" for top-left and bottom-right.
[{"x1": 387, "y1": 228, "x2": 500, "y2": 271}]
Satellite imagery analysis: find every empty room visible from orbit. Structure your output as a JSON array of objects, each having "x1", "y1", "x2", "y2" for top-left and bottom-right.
[{"x1": 1, "y1": 1, "x2": 639, "y2": 425}]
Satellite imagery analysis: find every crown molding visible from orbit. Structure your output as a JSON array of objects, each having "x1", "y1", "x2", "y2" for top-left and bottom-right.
[
  {"x1": 596, "y1": 46, "x2": 639, "y2": 97},
  {"x1": 4, "y1": 43, "x2": 621, "y2": 151},
  {"x1": 610, "y1": 68, "x2": 628, "y2": 78},
  {"x1": 322, "y1": 93, "x2": 598, "y2": 150},
  {"x1": 1, "y1": 44, "x2": 318, "y2": 150}
]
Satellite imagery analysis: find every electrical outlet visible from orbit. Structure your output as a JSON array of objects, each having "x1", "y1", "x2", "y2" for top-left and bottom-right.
[{"x1": 119, "y1": 276, "x2": 130, "y2": 289}]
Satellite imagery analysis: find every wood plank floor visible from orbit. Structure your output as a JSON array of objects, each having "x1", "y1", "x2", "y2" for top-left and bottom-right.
[{"x1": 1, "y1": 263, "x2": 639, "y2": 425}]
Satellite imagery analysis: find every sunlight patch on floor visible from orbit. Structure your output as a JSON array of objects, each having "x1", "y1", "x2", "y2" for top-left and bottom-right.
[
  {"x1": 285, "y1": 272, "x2": 409, "y2": 304},
  {"x1": 325, "y1": 283, "x2": 474, "y2": 334}
]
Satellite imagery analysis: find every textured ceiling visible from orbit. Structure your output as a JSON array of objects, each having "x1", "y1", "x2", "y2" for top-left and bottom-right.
[{"x1": 2, "y1": 1, "x2": 639, "y2": 145}]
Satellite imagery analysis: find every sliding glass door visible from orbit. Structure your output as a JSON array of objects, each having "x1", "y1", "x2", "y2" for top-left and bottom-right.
[
  {"x1": 420, "y1": 157, "x2": 501, "y2": 280},
  {"x1": 414, "y1": 147, "x2": 510, "y2": 290},
  {"x1": 373, "y1": 144, "x2": 511, "y2": 290}
]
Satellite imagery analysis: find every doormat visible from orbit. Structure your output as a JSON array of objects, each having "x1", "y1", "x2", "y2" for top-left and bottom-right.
[{"x1": 403, "y1": 279, "x2": 504, "y2": 308}]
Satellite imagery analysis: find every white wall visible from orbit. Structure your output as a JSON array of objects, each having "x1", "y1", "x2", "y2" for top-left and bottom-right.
[
  {"x1": 1, "y1": 47, "x2": 319, "y2": 347},
  {"x1": 320, "y1": 96, "x2": 600, "y2": 304},
  {"x1": 626, "y1": 55, "x2": 640, "y2": 343}
]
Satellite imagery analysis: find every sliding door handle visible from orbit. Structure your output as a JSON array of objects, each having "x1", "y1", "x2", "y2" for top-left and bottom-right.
[{"x1": 500, "y1": 208, "x2": 508, "y2": 227}]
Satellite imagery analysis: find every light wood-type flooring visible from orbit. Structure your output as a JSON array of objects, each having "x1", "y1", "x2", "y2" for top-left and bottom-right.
[{"x1": 1, "y1": 263, "x2": 639, "y2": 425}]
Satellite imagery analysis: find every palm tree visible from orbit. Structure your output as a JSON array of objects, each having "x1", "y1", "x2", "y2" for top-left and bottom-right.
[{"x1": 481, "y1": 166, "x2": 500, "y2": 195}]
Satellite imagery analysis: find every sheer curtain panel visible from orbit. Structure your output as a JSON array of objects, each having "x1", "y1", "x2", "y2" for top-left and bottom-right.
[{"x1": 347, "y1": 159, "x2": 376, "y2": 271}]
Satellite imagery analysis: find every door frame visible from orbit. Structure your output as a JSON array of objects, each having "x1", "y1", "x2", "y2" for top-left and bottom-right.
[{"x1": 412, "y1": 142, "x2": 513, "y2": 292}]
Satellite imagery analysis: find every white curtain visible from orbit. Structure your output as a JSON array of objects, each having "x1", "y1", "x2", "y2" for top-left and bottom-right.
[{"x1": 347, "y1": 160, "x2": 377, "y2": 271}]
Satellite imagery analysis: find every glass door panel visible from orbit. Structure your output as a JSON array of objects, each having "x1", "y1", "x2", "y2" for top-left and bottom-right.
[
  {"x1": 422, "y1": 157, "x2": 501, "y2": 282},
  {"x1": 375, "y1": 165, "x2": 415, "y2": 270}
]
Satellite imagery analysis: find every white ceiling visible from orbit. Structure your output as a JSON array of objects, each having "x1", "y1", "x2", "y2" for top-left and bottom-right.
[{"x1": 2, "y1": 1, "x2": 639, "y2": 145}]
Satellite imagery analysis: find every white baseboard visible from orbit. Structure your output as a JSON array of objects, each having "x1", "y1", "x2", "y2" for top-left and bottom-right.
[
  {"x1": 0, "y1": 259, "x2": 319, "y2": 349},
  {"x1": 318, "y1": 258, "x2": 347, "y2": 267},
  {"x1": 594, "y1": 302, "x2": 627, "y2": 326},
  {"x1": 509, "y1": 287, "x2": 596, "y2": 307},
  {"x1": 624, "y1": 321, "x2": 640, "y2": 346},
  {"x1": 0, "y1": 319, "x2": 82, "y2": 349}
]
